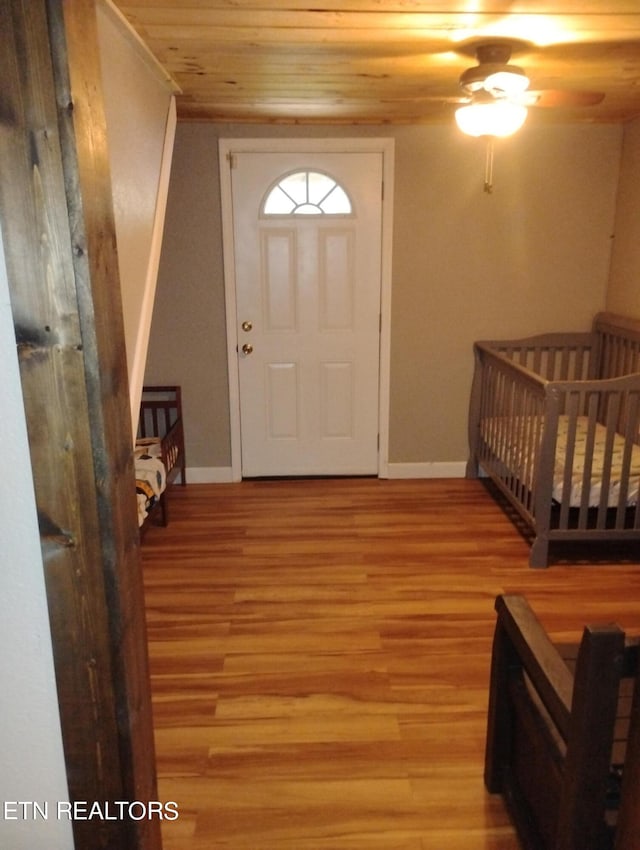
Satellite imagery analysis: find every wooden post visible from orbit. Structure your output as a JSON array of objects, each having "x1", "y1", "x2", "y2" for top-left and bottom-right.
[
  {"x1": 0, "y1": 1, "x2": 161, "y2": 848},
  {"x1": 555, "y1": 625, "x2": 625, "y2": 850},
  {"x1": 615, "y1": 664, "x2": 640, "y2": 849}
]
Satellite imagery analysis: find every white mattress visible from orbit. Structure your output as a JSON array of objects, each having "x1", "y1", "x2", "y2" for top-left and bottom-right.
[
  {"x1": 552, "y1": 416, "x2": 640, "y2": 507},
  {"x1": 482, "y1": 415, "x2": 640, "y2": 508}
]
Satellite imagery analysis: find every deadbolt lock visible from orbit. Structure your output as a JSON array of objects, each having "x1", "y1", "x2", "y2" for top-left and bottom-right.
[{"x1": 241, "y1": 320, "x2": 253, "y2": 332}]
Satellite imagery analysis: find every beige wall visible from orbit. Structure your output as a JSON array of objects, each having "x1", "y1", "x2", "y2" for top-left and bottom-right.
[
  {"x1": 97, "y1": 0, "x2": 176, "y2": 431},
  {"x1": 607, "y1": 116, "x2": 640, "y2": 319},
  {"x1": 390, "y1": 122, "x2": 619, "y2": 464},
  {"x1": 145, "y1": 124, "x2": 231, "y2": 472},
  {"x1": 147, "y1": 120, "x2": 622, "y2": 473}
]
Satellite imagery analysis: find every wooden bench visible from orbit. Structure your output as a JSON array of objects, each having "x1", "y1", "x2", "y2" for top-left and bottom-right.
[{"x1": 484, "y1": 594, "x2": 640, "y2": 850}]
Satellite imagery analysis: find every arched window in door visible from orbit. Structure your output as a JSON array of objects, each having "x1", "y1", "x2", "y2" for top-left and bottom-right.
[{"x1": 262, "y1": 170, "x2": 352, "y2": 216}]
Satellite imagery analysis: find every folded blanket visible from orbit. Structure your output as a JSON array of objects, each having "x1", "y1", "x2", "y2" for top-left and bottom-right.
[{"x1": 135, "y1": 439, "x2": 167, "y2": 526}]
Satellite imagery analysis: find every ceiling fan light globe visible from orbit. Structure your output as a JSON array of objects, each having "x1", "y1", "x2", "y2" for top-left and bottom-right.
[
  {"x1": 455, "y1": 101, "x2": 528, "y2": 137},
  {"x1": 484, "y1": 68, "x2": 529, "y2": 95}
]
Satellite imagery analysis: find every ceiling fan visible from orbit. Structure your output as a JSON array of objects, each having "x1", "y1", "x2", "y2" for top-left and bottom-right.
[
  {"x1": 453, "y1": 40, "x2": 603, "y2": 193},
  {"x1": 454, "y1": 40, "x2": 604, "y2": 136}
]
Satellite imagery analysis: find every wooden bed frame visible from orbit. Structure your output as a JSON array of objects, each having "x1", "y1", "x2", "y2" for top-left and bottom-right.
[
  {"x1": 136, "y1": 385, "x2": 186, "y2": 534},
  {"x1": 485, "y1": 594, "x2": 640, "y2": 850},
  {"x1": 466, "y1": 313, "x2": 640, "y2": 567}
]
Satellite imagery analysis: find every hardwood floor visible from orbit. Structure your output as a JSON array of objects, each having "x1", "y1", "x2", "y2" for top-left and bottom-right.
[{"x1": 141, "y1": 477, "x2": 640, "y2": 850}]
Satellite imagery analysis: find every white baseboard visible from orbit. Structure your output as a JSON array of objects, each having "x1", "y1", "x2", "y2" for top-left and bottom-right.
[
  {"x1": 386, "y1": 461, "x2": 467, "y2": 479},
  {"x1": 186, "y1": 466, "x2": 235, "y2": 484},
  {"x1": 185, "y1": 463, "x2": 467, "y2": 483}
]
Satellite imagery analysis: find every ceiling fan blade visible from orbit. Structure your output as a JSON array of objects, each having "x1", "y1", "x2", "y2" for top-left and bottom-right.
[{"x1": 527, "y1": 89, "x2": 605, "y2": 107}]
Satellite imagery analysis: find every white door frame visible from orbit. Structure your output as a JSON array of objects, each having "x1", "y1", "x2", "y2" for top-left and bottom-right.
[{"x1": 219, "y1": 137, "x2": 395, "y2": 481}]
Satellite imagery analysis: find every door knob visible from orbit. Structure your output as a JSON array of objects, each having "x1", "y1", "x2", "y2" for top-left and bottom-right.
[{"x1": 241, "y1": 343, "x2": 254, "y2": 355}]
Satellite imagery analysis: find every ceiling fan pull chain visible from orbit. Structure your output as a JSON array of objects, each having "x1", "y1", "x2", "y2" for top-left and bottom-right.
[{"x1": 484, "y1": 138, "x2": 495, "y2": 194}]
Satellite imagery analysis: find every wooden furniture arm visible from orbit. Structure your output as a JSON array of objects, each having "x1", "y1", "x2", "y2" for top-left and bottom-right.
[
  {"x1": 494, "y1": 594, "x2": 574, "y2": 734},
  {"x1": 486, "y1": 594, "x2": 627, "y2": 850},
  {"x1": 484, "y1": 594, "x2": 572, "y2": 794}
]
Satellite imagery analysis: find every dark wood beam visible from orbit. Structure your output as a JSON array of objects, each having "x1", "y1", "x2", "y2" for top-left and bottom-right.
[{"x1": 0, "y1": 1, "x2": 160, "y2": 847}]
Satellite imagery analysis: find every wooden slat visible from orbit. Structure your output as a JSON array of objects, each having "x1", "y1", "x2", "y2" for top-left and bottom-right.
[
  {"x1": 120, "y1": 1, "x2": 640, "y2": 11},
  {"x1": 121, "y1": 8, "x2": 640, "y2": 38}
]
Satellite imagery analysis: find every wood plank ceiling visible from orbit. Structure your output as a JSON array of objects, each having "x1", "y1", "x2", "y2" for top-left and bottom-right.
[{"x1": 113, "y1": 2, "x2": 640, "y2": 125}]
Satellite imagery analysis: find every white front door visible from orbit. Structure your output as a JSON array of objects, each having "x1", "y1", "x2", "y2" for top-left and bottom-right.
[{"x1": 221, "y1": 142, "x2": 392, "y2": 478}]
